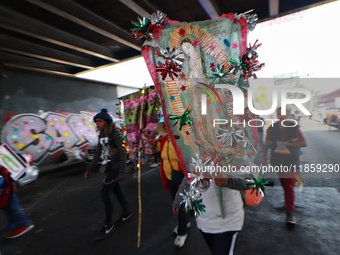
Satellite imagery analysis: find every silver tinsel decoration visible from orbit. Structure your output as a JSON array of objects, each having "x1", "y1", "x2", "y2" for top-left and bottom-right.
[
  {"x1": 150, "y1": 10, "x2": 168, "y2": 25},
  {"x1": 234, "y1": 10, "x2": 258, "y2": 31},
  {"x1": 159, "y1": 47, "x2": 184, "y2": 67}
]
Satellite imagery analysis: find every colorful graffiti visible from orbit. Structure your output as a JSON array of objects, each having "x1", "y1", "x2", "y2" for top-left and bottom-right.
[{"x1": 0, "y1": 111, "x2": 98, "y2": 165}]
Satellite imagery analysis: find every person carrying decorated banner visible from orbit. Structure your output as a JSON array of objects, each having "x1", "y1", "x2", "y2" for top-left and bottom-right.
[
  {"x1": 0, "y1": 165, "x2": 34, "y2": 239},
  {"x1": 84, "y1": 108, "x2": 131, "y2": 240},
  {"x1": 173, "y1": 169, "x2": 250, "y2": 254},
  {"x1": 131, "y1": 8, "x2": 266, "y2": 254},
  {"x1": 157, "y1": 120, "x2": 190, "y2": 248}
]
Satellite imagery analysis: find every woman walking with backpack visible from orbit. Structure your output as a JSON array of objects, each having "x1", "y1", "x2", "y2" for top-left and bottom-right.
[{"x1": 84, "y1": 108, "x2": 131, "y2": 240}]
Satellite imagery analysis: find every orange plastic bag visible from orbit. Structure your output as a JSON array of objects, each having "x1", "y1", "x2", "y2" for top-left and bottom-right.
[{"x1": 244, "y1": 189, "x2": 263, "y2": 206}]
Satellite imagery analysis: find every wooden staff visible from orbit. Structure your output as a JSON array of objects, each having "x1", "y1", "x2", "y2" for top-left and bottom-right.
[{"x1": 137, "y1": 85, "x2": 146, "y2": 248}]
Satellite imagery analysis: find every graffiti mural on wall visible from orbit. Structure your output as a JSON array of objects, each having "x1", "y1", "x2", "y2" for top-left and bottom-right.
[{"x1": 0, "y1": 111, "x2": 98, "y2": 165}]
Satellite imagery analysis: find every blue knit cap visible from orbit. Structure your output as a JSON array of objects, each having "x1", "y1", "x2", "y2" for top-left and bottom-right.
[{"x1": 93, "y1": 108, "x2": 113, "y2": 124}]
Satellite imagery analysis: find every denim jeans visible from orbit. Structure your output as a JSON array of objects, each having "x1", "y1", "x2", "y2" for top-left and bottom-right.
[{"x1": 3, "y1": 193, "x2": 32, "y2": 227}]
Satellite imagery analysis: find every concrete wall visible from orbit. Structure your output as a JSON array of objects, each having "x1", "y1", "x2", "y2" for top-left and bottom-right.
[{"x1": 0, "y1": 68, "x2": 119, "y2": 166}]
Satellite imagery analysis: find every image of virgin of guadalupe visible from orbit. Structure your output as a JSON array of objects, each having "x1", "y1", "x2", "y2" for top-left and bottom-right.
[
  {"x1": 179, "y1": 37, "x2": 221, "y2": 158},
  {"x1": 180, "y1": 37, "x2": 206, "y2": 81}
]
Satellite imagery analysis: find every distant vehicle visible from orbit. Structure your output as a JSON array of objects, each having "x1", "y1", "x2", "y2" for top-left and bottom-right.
[
  {"x1": 328, "y1": 113, "x2": 340, "y2": 129},
  {"x1": 82, "y1": 145, "x2": 97, "y2": 162},
  {"x1": 328, "y1": 114, "x2": 340, "y2": 129},
  {"x1": 16, "y1": 152, "x2": 39, "y2": 186}
]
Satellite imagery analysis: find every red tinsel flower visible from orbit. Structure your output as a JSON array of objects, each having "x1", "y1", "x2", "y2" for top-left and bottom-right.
[
  {"x1": 156, "y1": 61, "x2": 182, "y2": 80},
  {"x1": 132, "y1": 30, "x2": 145, "y2": 40},
  {"x1": 156, "y1": 62, "x2": 167, "y2": 80},
  {"x1": 148, "y1": 23, "x2": 162, "y2": 40}
]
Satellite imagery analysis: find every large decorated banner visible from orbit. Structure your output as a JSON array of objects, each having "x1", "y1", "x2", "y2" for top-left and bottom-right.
[
  {"x1": 132, "y1": 11, "x2": 263, "y2": 177},
  {"x1": 120, "y1": 86, "x2": 161, "y2": 164}
]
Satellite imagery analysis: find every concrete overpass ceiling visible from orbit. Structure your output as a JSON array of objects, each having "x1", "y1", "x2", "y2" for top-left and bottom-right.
[{"x1": 0, "y1": 0, "x2": 331, "y2": 77}]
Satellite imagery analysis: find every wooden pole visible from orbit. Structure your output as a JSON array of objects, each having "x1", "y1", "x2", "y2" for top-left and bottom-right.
[{"x1": 137, "y1": 85, "x2": 146, "y2": 248}]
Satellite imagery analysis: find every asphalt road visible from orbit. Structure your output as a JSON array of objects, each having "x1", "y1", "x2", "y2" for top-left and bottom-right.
[
  {"x1": 297, "y1": 119, "x2": 340, "y2": 189},
  {"x1": 0, "y1": 119, "x2": 339, "y2": 255}
]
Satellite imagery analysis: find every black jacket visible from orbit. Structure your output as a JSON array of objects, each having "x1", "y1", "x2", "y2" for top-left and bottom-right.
[{"x1": 87, "y1": 127, "x2": 127, "y2": 179}]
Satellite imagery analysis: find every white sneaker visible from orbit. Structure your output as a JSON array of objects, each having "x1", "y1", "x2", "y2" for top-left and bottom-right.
[
  {"x1": 174, "y1": 234, "x2": 187, "y2": 248},
  {"x1": 173, "y1": 222, "x2": 191, "y2": 234},
  {"x1": 150, "y1": 163, "x2": 158, "y2": 168}
]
